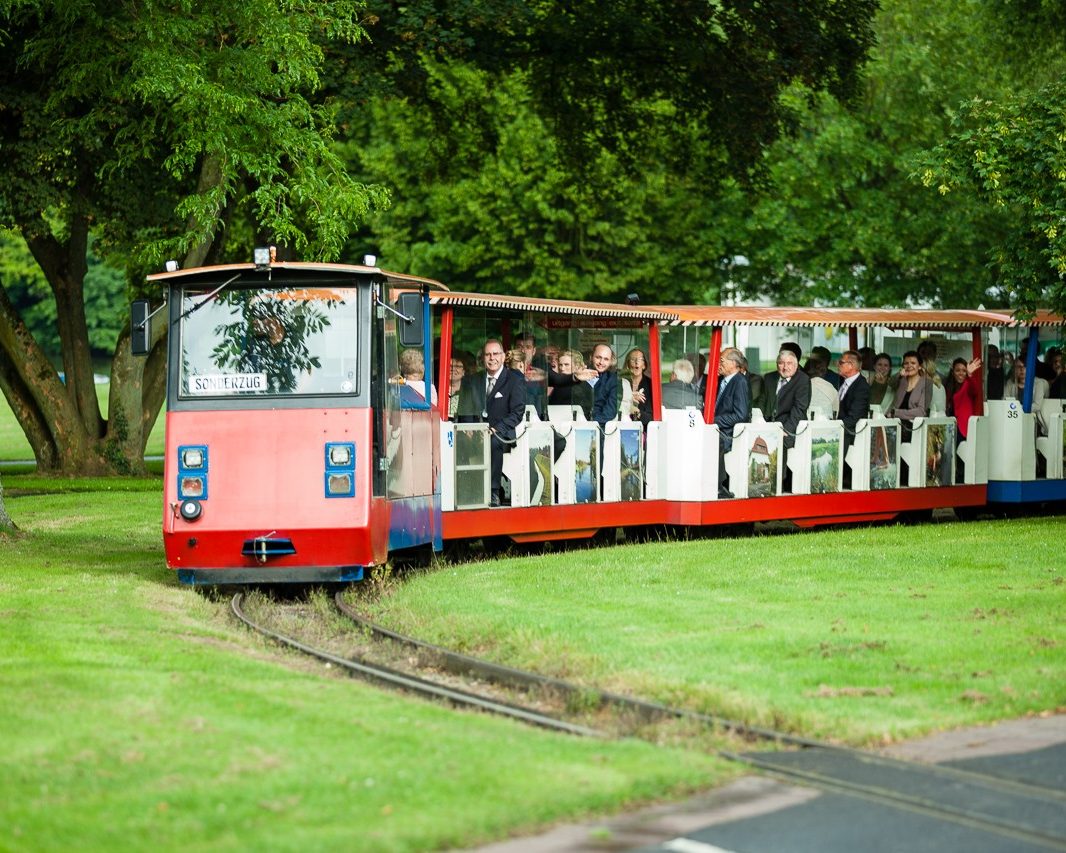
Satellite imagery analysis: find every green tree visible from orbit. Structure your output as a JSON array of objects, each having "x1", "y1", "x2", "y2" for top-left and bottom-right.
[
  {"x1": 342, "y1": 65, "x2": 725, "y2": 302},
  {"x1": 706, "y1": 0, "x2": 1066, "y2": 309},
  {"x1": 0, "y1": 0, "x2": 387, "y2": 475},
  {"x1": 917, "y1": 81, "x2": 1066, "y2": 316},
  {"x1": 336, "y1": 0, "x2": 878, "y2": 178}
]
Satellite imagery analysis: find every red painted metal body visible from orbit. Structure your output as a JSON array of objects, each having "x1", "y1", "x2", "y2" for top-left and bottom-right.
[
  {"x1": 163, "y1": 408, "x2": 386, "y2": 574},
  {"x1": 441, "y1": 486, "x2": 987, "y2": 542}
]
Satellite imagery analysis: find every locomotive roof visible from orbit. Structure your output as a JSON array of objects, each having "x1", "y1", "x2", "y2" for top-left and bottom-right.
[
  {"x1": 430, "y1": 291, "x2": 673, "y2": 321},
  {"x1": 658, "y1": 305, "x2": 1011, "y2": 329},
  {"x1": 146, "y1": 261, "x2": 448, "y2": 292}
]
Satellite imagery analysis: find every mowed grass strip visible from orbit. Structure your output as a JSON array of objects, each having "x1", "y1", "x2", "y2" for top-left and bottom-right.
[
  {"x1": 0, "y1": 383, "x2": 165, "y2": 463},
  {"x1": 0, "y1": 491, "x2": 731, "y2": 852},
  {"x1": 365, "y1": 518, "x2": 1066, "y2": 744}
]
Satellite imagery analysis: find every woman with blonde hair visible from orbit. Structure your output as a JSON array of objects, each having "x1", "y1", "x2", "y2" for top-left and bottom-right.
[
  {"x1": 924, "y1": 359, "x2": 946, "y2": 415},
  {"x1": 551, "y1": 349, "x2": 593, "y2": 419}
]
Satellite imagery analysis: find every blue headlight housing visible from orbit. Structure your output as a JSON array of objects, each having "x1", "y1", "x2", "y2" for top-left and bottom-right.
[
  {"x1": 178, "y1": 444, "x2": 209, "y2": 501},
  {"x1": 325, "y1": 442, "x2": 355, "y2": 498}
]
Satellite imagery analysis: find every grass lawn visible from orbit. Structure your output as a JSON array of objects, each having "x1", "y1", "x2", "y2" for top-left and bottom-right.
[
  {"x1": 0, "y1": 383, "x2": 165, "y2": 463},
  {"x1": 363, "y1": 519, "x2": 1066, "y2": 745},
  {"x1": 0, "y1": 490, "x2": 730, "y2": 852}
]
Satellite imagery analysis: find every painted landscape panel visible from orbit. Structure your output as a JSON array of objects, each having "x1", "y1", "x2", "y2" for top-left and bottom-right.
[
  {"x1": 869, "y1": 425, "x2": 898, "y2": 490},
  {"x1": 620, "y1": 429, "x2": 643, "y2": 501},
  {"x1": 809, "y1": 433, "x2": 841, "y2": 494},
  {"x1": 574, "y1": 428, "x2": 598, "y2": 504}
]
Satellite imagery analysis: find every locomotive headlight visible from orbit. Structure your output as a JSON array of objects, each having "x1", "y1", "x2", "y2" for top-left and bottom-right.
[
  {"x1": 327, "y1": 473, "x2": 353, "y2": 496},
  {"x1": 328, "y1": 444, "x2": 352, "y2": 467},
  {"x1": 181, "y1": 447, "x2": 205, "y2": 469},
  {"x1": 179, "y1": 500, "x2": 202, "y2": 521},
  {"x1": 180, "y1": 475, "x2": 205, "y2": 499}
]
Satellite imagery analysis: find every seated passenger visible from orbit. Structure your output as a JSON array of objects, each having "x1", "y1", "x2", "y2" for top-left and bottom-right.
[
  {"x1": 715, "y1": 347, "x2": 750, "y2": 498},
  {"x1": 1004, "y1": 358, "x2": 1050, "y2": 434},
  {"x1": 925, "y1": 359, "x2": 946, "y2": 415},
  {"x1": 622, "y1": 348, "x2": 653, "y2": 428},
  {"x1": 456, "y1": 339, "x2": 527, "y2": 506},
  {"x1": 446, "y1": 355, "x2": 465, "y2": 418},
  {"x1": 808, "y1": 345, "x2": 841, "y2": 389},
  {"x1": 590, "y1": 343, "x2": 622, "y2": 428},
  {"x1": 951, "y1": 356, "x2": 982, "y2": 482},
  {"x1": 1050, "y1": 349, "x2": 1065, "y2": 399},
  {"x1": 985, "y1": 344, "x2": 1005, "y2": 400},
  {"x1": 661, "y1": 358, "x2": 702, "y2": 410},
  {"x1": 398, "y1": 348, "x2": 437, "y2": 404},
  {"x1": 506, "y1": 348, "x2": 544, "y2": 416},
  {"x1": 805, "y1": 353, "x2": 839, "y2": 419},
  {"x1": 887, "y1": 350, "x2": 930, "y2": 440},
  {"x1": 551, "y1": 350, "x2": 594, "y2": 419},
  {"x1": 869, "y1": 353, "x2": 894, "y2": 410},
  {"x1": 836, "y1": 351, "x2": 870, "y2": 489}
]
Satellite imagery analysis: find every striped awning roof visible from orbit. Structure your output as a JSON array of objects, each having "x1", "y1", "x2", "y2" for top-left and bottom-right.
[
  {"x1": 655, "y1": 305, "x2": 1009, "y2": 329},
  {"x1": 147, "y1": 261, "x2": 449, "y2": 292},
  {"x1": 431, "y1": 291, "x2": 672, "y2": 321},
  {"x1": 1004, "y1": 309, "x2": 1065, "y2": 327}
]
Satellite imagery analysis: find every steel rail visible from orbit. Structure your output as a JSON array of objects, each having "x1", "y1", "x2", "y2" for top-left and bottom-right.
[
  {"x1": 335, "y1": 593, "x2": 1066, "y2": 850},
  {"x1": 231, "y1": 593, "x2": 604, "y2": 738}
]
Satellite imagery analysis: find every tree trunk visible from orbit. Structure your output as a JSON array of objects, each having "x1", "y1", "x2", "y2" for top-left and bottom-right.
[
  {"x1": 0, "y1": 218, "x2": 165, "y2": 476},
  {"x1": 0, "y1": 473, "x2": 14, "y2": 531}
]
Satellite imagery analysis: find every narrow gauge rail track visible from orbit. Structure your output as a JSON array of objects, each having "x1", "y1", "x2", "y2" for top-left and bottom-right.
[
  {"x1": 229, "y1": 593, "x2": 601, "y2": 738},
  {"x1": 333, "y1": 593, "x2": 1066, "y2": 852}
]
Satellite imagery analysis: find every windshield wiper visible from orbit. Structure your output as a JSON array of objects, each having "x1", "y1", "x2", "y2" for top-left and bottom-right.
[{"x1": 172, "y1": 272, "x2": 244, "y2": 326}]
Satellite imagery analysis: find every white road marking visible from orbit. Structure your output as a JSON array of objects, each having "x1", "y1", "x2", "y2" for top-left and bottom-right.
[{"x1": 663, "y1": 838, "x2": 739, "y2": 853}]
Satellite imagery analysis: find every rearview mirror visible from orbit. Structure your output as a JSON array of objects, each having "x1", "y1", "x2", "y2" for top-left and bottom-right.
[
  {"x1": 396, "y1": 292, "x2": 424, "y2": 348},
  {"x1": 131, "y1": 300, "x2": 151, "y2": 356}
]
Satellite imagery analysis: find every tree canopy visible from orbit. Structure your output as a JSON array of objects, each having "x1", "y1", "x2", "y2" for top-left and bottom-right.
[
  {"x1": 0, "y1": 0, "x2": 386, "y2": 474},
  {"x1": 917, "y1": 82, "x2": 1066, "y2": 316}
]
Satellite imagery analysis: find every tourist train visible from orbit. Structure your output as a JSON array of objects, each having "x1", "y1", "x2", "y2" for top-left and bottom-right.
[{"x1": 131, "y1": 254, "x2": 1066, "y2": 584}]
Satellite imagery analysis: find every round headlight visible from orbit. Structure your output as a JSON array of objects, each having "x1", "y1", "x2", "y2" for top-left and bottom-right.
[{"x1": 179, "y1": 500, "x2": 202, "y2": 521}]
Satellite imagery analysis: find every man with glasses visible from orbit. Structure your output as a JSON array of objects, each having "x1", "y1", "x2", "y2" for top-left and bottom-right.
[
  {"x1": 457, "y1": 339, "x2": 527, "y2": 506},
  {"x1": 836, "y1": 350, "x2": 870, "y2": 488}
]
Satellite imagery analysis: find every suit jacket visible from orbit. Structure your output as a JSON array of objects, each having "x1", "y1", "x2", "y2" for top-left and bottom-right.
[
  {"x1": 837, "y1": 373, "x2": 871, "y2": 446},
  {"x1": 661, "y1": 380, "x2": 702, "y2": 411},
  {"x1": 592, "y1": 369, "x2": 621, "y2": 426},
  {"x1": 457, "y1": 368, "x2": 526, "y2": 440},
  {"x1": 773, "y1": 371, "x2": 811, "y2": 448},
  {"x1": 714, "y1": 373, "x2": 750, "y2": 452},
  {"x1": 758, "y1": 370, "x2": 780, "y2": 417},
  {"x1": 888, "y1": 374, "x2": 932, "y2": 424}
]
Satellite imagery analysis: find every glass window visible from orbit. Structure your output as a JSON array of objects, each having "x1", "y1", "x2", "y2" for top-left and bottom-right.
[{"x1": 178, "y1": 285, "x2": 359, "y2": 398}]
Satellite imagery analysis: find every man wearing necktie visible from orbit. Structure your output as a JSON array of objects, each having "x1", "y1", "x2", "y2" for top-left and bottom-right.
[
  {"x1": 456, "y1": 339, "x2": 527, "y2": 506},
  {"x1": 714, "y1": 347, "x2": 750, "y2": 499},
  {"x1": 836, "y1": 350, "x2": 871, "y2": 488},
  {"x1": 770, "y1": 350, "x2": 811, "y2": 450}
]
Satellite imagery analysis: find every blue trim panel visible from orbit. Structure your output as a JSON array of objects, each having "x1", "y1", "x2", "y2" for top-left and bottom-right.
[
  {"x1": 178, "y1": 565, "x2": 365, "y2": 585},
  {"x1": 987, "y1": 480, "x2": 1066, "y2": 503},
  {"x1": 388, "y1": 494, "x2": 441, "y2": 552}
]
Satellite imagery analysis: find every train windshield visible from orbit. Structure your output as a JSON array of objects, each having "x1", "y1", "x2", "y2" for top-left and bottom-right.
[{"x1": 177, "y1": 285, "x2": 360, "y2": 398}]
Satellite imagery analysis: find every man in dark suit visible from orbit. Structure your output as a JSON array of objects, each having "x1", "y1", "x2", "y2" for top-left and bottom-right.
[
  {"x1": 456, "y1": 339, "x2": 527, "y2": 506},
  {"x1": 715, "y1": 347, "x2": 750, "y2": 498},
  {"x1": 661, "y1": 358, "x2": 702, "y2": 410},
  {"x1": 770, "y1": 349, "x2": 811, "y2": 450},
  {"x1": 768, "y1": 349, "x2": 811, "y2": 493},
  {"x1": 836, "y1": 350, "x2": 871, "y2": 489},
  {"x1": 590, "y1": 343, "x2": 621, "y2": 427},
  {"x1": 758, "y1": 342, "x2": 802, "y2": 418}
]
